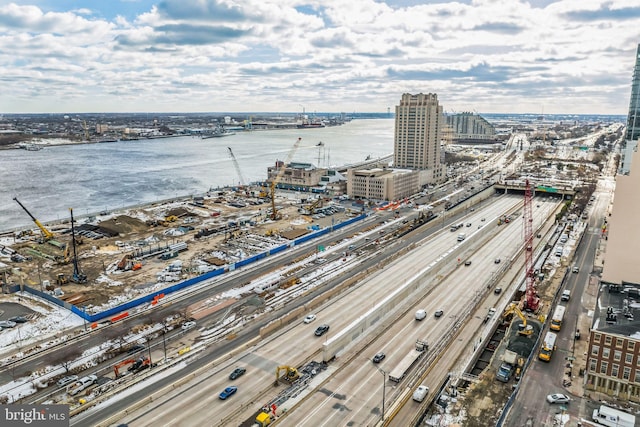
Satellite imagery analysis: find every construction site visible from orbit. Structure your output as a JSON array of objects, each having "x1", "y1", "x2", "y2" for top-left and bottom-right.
[{"x1": 0, "y1": 142, "x2": 358, "y2": 316}]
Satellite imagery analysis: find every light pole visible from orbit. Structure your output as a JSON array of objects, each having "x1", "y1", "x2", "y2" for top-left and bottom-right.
[
  {"x1": 377, "y1": 368, "x2": 387, "y2": 422},
  {"x1": 162, "y1": 322, "x2": 167, "y2": 363}
]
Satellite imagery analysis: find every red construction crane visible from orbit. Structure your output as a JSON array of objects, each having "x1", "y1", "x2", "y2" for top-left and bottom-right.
[{"x1": 523, "y1": 179, "x2": 539, "y2": 311}]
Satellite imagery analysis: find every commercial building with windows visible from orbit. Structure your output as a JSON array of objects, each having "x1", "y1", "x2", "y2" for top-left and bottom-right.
[
  {"x1": 445, "y1": 112, "x2": 496, "y2": 142},
  {"x1": 626, "y1": 44, "x2": 640, "y2": 144},
  {"x1": 585, "y1": 148, "x2": 640, "y2": 401},
  {"x1": 393, "y1": 93, "x2": 445, "y2": 185},
  {"x1": 346, "y1": 167, "x2": 419, "y2": 201}
]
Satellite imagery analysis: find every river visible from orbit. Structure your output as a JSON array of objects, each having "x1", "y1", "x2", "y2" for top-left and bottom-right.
[{"x1": 0, "y1": 118, "x2": 394, "y2": 232}]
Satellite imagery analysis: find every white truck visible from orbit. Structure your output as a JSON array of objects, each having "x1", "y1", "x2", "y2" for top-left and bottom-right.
[
  {"x1": 67, "y1": 374, "x2": 97, "y2": 396},
  {"x1": 389, "y1": 340, "x2": 428, "y2": 382},
  {"x1": 592, "y1": 405, "x2": 635, "y2": 427}
]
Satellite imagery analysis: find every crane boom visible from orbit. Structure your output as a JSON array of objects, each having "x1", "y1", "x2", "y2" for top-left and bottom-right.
[
  {"x1": 270, "y1": 137, "x2": 302, "y2": 220},
  {"x1": 523, "y1": 179, "x2": 539, "y2": 311},
  {"x1": 227, "y1": 147, "x2": 246, "y2": 187},
  {"x1": 13, "y1": 197, "x2": 55, "y2": 240}
]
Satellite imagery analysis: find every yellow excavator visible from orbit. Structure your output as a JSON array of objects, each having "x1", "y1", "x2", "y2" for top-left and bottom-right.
[
  {"x1": 502, "y1": 303, "x2": 533, "y2": 336},
  {"x1": 275, "y1": 365, "x2": 299, "y2": 385}
]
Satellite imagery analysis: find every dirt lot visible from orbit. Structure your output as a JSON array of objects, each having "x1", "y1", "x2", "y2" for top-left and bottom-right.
[{"x1": 2, "y1": 191, "x2": 347, "y2": 311}]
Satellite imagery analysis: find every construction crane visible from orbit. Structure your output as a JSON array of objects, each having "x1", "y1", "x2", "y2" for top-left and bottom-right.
[
  {"x1": 269, "y1": 137, "x2": 302, "y2": 220},
  {"x1": 502, "y1": 303, "x2": 533, "y2": 336},
  {"x1": 227, "y1": 147, "x2": 247, "y2": 187},
  {"x1": 523, "y1": 179, "x2": 539, "y2": 311},
  {"x1": 69, "y1": 208, "x2": 87, "y2": 284},
  {"x1": 13, "y1": 197, "x2": 55, "y2": 241}
]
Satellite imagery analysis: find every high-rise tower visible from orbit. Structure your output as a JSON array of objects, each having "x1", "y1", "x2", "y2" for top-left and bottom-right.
[
  {"x1": 394, "y1": 93, "x2": 445, "y2": 183},
  {"x1": 626, "y1": 44, "x2": 640, "y2": 143}
]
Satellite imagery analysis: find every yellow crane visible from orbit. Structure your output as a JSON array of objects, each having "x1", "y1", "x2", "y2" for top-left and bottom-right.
[
  {"x1": 269, "y1": 137, "x2": 302, "y2": 220},
  {"x1": 502, "y1": 302, "x2": 533, "y2": 336},
  {"x1": 13, "y1": 197, "x2": 54, "y2": 241}
]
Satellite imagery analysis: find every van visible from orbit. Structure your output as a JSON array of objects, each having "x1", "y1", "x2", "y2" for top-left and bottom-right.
[
  {"x1": 561, "y1": 290, "x2": 571, "y2": 301},
  {"x1": 555, "y1": 248, "x2": 563, "y2": 257},
  {"x1": 412, "y1": 385, "x2": 429, "y2": 402},
  {"x1": 457, "y1": 233, "x2": 466, "y2": 242},
  {"x1": 415, "y1": 309, "x2": 427, "y2": 321}
]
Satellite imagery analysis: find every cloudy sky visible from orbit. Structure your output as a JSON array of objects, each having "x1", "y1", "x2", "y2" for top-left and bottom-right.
[{"x1": 1, "y1": 0, "x2": 639, "y2": 115}]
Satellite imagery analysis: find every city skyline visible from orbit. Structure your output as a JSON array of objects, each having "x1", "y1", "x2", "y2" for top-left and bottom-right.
[{"x1": 1, "y1": 0, "x2": 640, "y2": 115}]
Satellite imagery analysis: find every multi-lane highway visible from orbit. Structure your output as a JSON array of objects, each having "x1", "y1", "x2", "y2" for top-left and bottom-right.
[{"x1": 101, "y1": 194, "x2": 560, "y2": 427}]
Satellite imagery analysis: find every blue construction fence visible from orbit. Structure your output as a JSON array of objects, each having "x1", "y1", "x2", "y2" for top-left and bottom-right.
[{"x1": 15, "y1": 214, "x2": 366, "y2": 323}]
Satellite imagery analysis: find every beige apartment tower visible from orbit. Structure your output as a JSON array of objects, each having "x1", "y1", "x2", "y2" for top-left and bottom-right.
[{"x1": 394, "y1": 93, "x2": 445, "y2": 184}]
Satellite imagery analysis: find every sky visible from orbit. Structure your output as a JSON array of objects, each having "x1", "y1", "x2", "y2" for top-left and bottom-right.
[{"x1": 0, "y1": 0, "x2": 639, "y2": 115}]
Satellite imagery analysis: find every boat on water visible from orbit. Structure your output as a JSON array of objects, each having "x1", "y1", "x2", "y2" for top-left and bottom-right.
[
  {"x1": 297, "y1": 122, "x2": 325, "y2": 129},
  {"x1": 18, "y1": 142, "x2": 43, "y2": 151},
  {"x1": 202, "y1": 125, "x2": 236, "y2": 139}
]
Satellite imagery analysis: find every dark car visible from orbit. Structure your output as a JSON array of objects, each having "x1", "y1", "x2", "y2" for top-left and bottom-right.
[
  {"x1": 464, "y1": 260, "x2": 472, "y2": 266},
  {"x1": 434, "y1": 310, "x2": 444, "y2": 318},
  {"x1": 229, "y1": 367, "x2": 246, "y2": 380},
  {"x1": 8, "y1": 316, "x2": 28, "y2": 323},
  {"x1": 314, "y1": 324, "x2": 330, "y2": 336},
  {"x1": 372, "y1": 352, "x2": 386, "y2": 363},
  {"x1": 219, "y1": 386, "x2": 238, "y2": 400},
  {"x1": 494, "y1": 287, "x2": 502, "y2": 294}
]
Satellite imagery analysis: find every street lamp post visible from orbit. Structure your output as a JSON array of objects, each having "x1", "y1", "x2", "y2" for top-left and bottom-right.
[
  {"x1": 162, "y1": 323, "x2": 167, "y2": 363},
  {"x1": 378, "y1": 368, "x2": 387, "y2": 422}
]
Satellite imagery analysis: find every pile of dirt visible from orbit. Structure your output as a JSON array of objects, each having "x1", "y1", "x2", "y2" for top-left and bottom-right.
[{"x1": 99, "y1": 215, "x2": 148, "y2": 235}]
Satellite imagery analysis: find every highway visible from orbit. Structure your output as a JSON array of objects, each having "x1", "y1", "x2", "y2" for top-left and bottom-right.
[{"x1": 102, "y1": 194, "x2": 559, "y2": 427}]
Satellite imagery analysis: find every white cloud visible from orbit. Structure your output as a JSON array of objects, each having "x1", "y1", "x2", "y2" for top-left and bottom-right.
[{"x1": 0, "y1": 0, "x2": 638, "y2": 114}]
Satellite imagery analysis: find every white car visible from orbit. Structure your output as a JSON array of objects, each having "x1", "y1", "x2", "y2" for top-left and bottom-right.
[
  {"x1": 303, "y1": 314, "x2": 316, "y2": 324},
  {"x1": 412, "y1": 385, "x2": 429, "y2": 402},
  {"x1": 546, "y1": 393, "x2": 570, "y2": 404},
  {"x1": 56, "y1": 375, "x2": 78, "y2": 387},
  {"x1": 181, "y1": 321, "x2": 196, "y2": 331}
]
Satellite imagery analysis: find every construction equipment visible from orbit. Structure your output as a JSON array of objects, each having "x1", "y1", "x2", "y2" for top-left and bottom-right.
[
  {"x1": 227, "y1": 147, "x2": 247, "y2": 187},
  {"x1": 301, "y1": 198, "x2": 322, "y2": 215},
  {"x1": 502, "y1": 303, "x2": 533, "y2": 336},
  {"x1": 269, "y1": 137, "x2": 302, "y2": 220},
  {"x1": 113, "y1": 359, "x2": 136, "y2": 377},
  {"x1": 256, "y1": 412, "x2": 272, "y2": 426},
  {"x1": 69, "y1": 208, "x2": 87, "y2": 284},
  {"x1": 275, "y1": 365, "x2": 299, "y2": 385},
  {"x1": 128, "y1": 356, "x2": 151, "y2": 374},
  {"x1": 56, "y1": 273, "x2": 68, "y2": 286},
  {"x1": 523, "y1": 179, "x2": 540, "y2": 311},
  {"x1": 13, "y1": 197, "x2": 54, "y2": 241}
]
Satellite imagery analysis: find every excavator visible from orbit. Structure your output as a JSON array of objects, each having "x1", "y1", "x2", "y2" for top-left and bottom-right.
[
  {"x1": 502, "y1": 303, "x2": 533, "y2": 336},
  {"x1": 275, "y1": 365, "x2": 299, "y2": 385},
  {"x1": 113, "y1": 356, "x2": 151, "y2": 377}
]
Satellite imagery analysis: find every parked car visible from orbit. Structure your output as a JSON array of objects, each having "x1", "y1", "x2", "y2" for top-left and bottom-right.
[
  {"x1": 303, "y1": 314, "x2": 316, "y2": 324},
  {"x1": 372, "y1": 352, "x2": 386, "y2": 363},
  {"x1": 8, "y1": 316, "x2": 27, "y2": 323},
  {"x1": 0, "y1": 320, "x2": 17, "y2": 329},
  {"x1": 229, "y1": 367, "x2": 246, "y2": 380},
  {"x1": 546, "y1": 393, "x2": 570, "y2": 404},
  {"x1": 314, "y1": 324, "x2": 330, "y2": 336},
  {"x1": 56, "y1": 375, "x2": 78, "y2": 387},
  {"x1": 434, "y1": 310, "x2": 444, "y2": 318},
  {"x1": 181, "y1": 321, "x2": 196, "y2": 331},
  {"x1": 219, "y1": 386, "x2": 238, "y2": 400}
]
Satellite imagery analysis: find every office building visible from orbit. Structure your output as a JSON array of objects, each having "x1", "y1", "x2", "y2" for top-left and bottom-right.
[
  {"x1": 394, "y1": 93, "x2": 445, "y2": 184},
  {"x1": 626, "y1": 44, "x2": 640, "y2": 144},
  {"x1": 347, "y1": 166, "x2": 419, "y2": 201},
  {"x1": 446, "y1": 112, "x2": 496, "y2": 142}
]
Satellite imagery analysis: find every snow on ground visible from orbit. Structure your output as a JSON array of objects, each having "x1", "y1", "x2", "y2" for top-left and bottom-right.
[{"x1": 0, "y1": 293, "x2": 84, "y2": 356}]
